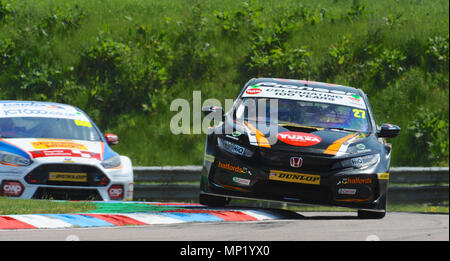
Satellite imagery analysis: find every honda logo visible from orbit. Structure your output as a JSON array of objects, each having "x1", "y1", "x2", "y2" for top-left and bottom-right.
[{"x1": 290, "y1": 157, "x2": 303, "y2": 168}]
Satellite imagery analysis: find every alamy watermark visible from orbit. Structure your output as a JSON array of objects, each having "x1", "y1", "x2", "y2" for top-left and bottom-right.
[{"x1": 169, "y1": 91, "x2": 279, "y2": 145}]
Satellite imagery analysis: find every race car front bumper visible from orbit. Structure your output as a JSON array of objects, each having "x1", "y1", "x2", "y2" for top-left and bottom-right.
[
  {"x1": 201, "y1": 150, "x2": 389, "y2": 211},
  {"x1": 0, "y1": 156, "x2": 134, "y2": 201}
]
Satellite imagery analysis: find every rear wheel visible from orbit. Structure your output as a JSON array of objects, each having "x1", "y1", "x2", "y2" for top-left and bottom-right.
[
  {"x1": 199, "y1": 193, "x2": 230, "y2": 207},
  {"x1": 357, "y1": 210, "x2": 386, "y2": 219}
]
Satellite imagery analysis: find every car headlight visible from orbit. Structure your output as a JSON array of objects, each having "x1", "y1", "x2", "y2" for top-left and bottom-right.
[
  {"x1": 101, "y1": 155, "x2": 121, "y2": 169},
  {"x1": 341, "y1": 154, "x2": 380, "y2": 169},
  {"x1": 217, "y1": 138, "x2": 254, "y2": 157},
  {"x1": 0, "y1": 151, "x2": 32, "y2": 166}
]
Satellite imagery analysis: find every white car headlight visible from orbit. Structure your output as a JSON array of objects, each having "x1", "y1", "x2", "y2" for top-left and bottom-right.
[
  {"x1": 341, "y1": 154, "x2": 380, "y2": 169},
  {"x1": 101, "y1": 155, "x2": 121, "y2": 169},
  {"x1": 0, "y1": 151, "x2": 32, "y2": 166},
  {"x1": 217, "y1": 138, "x2": 254, "y2": 157}
]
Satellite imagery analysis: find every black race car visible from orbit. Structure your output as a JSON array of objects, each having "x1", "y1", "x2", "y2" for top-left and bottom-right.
[{"x1": 199, "y1": 78, "x2": 400, "y2": 219}]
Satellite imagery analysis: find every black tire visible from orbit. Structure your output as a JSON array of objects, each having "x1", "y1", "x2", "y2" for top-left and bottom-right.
[
  {"x1": 199, "y1": 193, "x2": 230, "y2": 207},
  {"x1": 357, "y1": 210, "x2": 386, "y2": 219}
]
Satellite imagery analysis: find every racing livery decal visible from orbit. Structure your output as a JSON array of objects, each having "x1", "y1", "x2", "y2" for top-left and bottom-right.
[
  {"x1": 241, "y1": 82, "x2": 367, "y2": 109},
  {"x1": 277, "y1": 132, "x2": 322, "y2": 147},
  {"x1": 217, "y1": 161, "x2": 247, "y2": 174},
  {"x1": 31, "y1": 140, "x2": 88, "y2": 150},
  {"x1": 30, "y1": 149, "x2": 101, "y2": 160}
]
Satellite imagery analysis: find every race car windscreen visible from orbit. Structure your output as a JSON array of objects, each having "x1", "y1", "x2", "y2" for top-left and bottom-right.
[
  {"x1": 0, "y1": 117, "x2": 102, "y2": 141},
  {"x1": 235, "y1": 98, "x2": 370, "y2": 132}
]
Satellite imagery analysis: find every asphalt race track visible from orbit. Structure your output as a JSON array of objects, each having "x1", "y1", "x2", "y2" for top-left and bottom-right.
[{"x1": 0, "y1": 210, "x2": 448, "y2": 241}]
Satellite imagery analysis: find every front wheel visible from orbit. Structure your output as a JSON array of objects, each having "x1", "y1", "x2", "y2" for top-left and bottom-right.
[
  {"x1": 199, "y1": 193, "x2": 230, "y2": 207},
  {"x1": 357, "y1": 210, "x2": 386, "y2": 219}
]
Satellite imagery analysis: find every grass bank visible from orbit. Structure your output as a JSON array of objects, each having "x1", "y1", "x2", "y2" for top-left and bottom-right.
[{"x1": 0, "y1": 197, "x2": 96, "y2": 215}]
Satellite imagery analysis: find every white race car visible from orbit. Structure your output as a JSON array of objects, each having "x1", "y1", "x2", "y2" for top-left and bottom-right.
[{"x1": 0, "y1": 101, "x2": 133, "y2": 201}]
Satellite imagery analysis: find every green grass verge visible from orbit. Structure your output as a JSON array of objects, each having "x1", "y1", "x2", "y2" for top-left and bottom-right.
[
  {"x1": 284, "y1": 204, "x2": 449, "y2": 214},
  {"x1": 0, "y1": 197, "x2": 447, "y2": 215},
  {"x1": 0, "y1": 197, "x2": 97, "y2": 215},
  {"x1": 224, "y1": 198, "x2": 450, "y2": 214}
]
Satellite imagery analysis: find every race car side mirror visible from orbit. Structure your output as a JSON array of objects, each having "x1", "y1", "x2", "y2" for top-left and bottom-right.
[
  {"x1": 377, "y1": 123, "x2": 400, "y2": 138},
  {"x1": 202, "y1": 106, "x2": 224, "y2": 117},
  {"x1": 105, "y1": 133, "x2": 119, "y2": 145}
]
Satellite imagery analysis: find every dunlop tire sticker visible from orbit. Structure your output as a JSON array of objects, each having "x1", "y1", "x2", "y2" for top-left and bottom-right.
[{"x1": 269, "y1": 170, "x2": 320, "y2": 185}]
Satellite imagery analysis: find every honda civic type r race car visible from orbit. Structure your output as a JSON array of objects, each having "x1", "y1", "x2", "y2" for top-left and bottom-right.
[
  {"x1": 200, "y1": 78, "x2": 400, "y2": 219},
  {"x1": 0, "y1": 101, "x2": 133, "y2": 201}
]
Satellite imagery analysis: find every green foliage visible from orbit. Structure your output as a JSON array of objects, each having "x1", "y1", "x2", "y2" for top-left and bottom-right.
[
  {"x1": 425, "y1": 34, "x2": 449, "y2": 72},
  {"x1": 345, "y1": 0, "x2": 365, "y2": 22},
  {"x1": 214, "y1": 0, "x2": 262, "y2": 34},
  {"x1": 243, "y1": 13, "x2": 313, "y2": 80},
  {"x1": 382, "y1": 13, "x2": 404, "y2": 28},
  {"x1": 297, "y1": 5, "x2": 327, "y2": 25},
  {"x1": 0, "y1": 38, "x2": 15, "y2": 69},
  {"x1": 363, "y1": 48, "x2": 407, "y2": 86},
  {"x1": 0, "y1": 0, "x2": 13, "y2": 22},
  {"x1": 79, "y1": 34, "x2": 130, "y2": 82},
  {"x1": 171, "y1": 1, "x2": 217, "y2": 81},
  {"x1": 38, "y1": 5, "x2": 86, "y2": 38},
  {"x1": 408, "y1": 108, "x2": 449, "y2": 166}
]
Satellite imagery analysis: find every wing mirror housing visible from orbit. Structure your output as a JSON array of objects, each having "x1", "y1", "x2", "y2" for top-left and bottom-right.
[
  {"x1": 377, "y1": 123, "x2": 401, "y2": 138},
  {"x1": 202, "y1": 106, "x2": 224, "y2": 121},
  {"x1": 105, "y1": 133, "x2": 119, "y2": 145}
]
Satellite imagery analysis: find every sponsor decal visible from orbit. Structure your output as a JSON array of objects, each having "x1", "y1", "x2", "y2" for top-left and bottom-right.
[
  {"x1": 232, "y1": 131, "x2": 242, "y2": 137},
  {"x1": 108, "y1": 185, "x2": 124, "y2": 200},
  {"x1": 204, "y1": 154, "x2": 215, "y2": 163},
  {"x1": 338, "y1": 188, "x2": 357, "y2": 195},
  {"x1": 245, "y1": 88, "x2": 262, "y2": 95},
  {"x1": 337, "y1": 177, "x2": 373, "y2": 185},
  {"x1": 1, "y1": 108, "x2": 78, "y2": 119},
  {"x1": 356, "y1": 143, "x2": 366, "y2": 150},
  {"x1": 30, "y1": 149, "x2": 101, "y2": 160},
  {"x1": 269, "y1": 170, "x2": 320, "y2": 185},
  {"x1": 1, "y1": 181, "x2": 24, "y2": 197},
  {"x1": 277, "y1": 132, "x2": 321, "y2": 147},
  {"x1": 351, "y1": 157, "x2": 364, "y2": 168},
  {"x1": 377, "y1": 173, "x2": 390, "y2": 180},
  {"x1": 242, "y1": 82, "x2": 366, "y2": 109},
  {"x1": 48, "y1": 172, "x2": 87, "y2": 182},
  {"x1": 31, "y1": 141, "x2": 87, "y2": 150},
  {"x1": 0, "y1": 102, "x2": 91, "y2": 121},
  {"x1": 218, "y1": 161, "x2": 247, "y2": 174},
  {"x1": 232, "y1": 177, "x2": 251, "y2": 186},
  {"x1": 290, "y1": 157, "x2": 303, "y2": 168},
  {"x1": 225, "y1": 134, "x2": 239, "y2": 140}
]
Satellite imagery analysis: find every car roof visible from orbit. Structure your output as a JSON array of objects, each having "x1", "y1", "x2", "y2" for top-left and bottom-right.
[
  {"x1": 251, "y1": 78, "x2": 362, "y2": 95},
  {"x1": 0, "y1": 100, "x2": 91, "y2": 120},
  {"x1": 1, "y1": 100, "x2": 72, "y2": 106}
]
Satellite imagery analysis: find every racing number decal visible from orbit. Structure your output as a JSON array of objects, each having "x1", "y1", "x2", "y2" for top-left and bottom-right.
[{"x1": 352, "y1": 109, "x2": 366, "y2": 119}]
